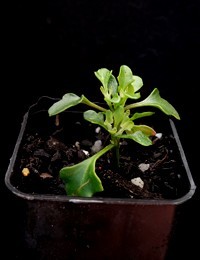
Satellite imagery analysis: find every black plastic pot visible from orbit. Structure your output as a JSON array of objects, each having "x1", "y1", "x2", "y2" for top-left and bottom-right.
[{"x1": 5, "y1": 96, "x2": 196, "y2": 260}]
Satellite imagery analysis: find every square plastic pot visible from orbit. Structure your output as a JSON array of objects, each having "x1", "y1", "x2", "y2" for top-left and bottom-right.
[{"x1": 5, "y1": 96, "x2": 196, "y2": 260}]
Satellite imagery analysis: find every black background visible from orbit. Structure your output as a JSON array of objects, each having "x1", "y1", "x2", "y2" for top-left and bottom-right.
[{"x1": 2, "y1": 0, "x2": 199, "y2": 258}]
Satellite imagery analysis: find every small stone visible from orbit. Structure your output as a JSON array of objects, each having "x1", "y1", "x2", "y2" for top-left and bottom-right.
[
  {"x1": 75, "y1": 141, "x2": 80, "y2": 149},
  {"x1": 131, "y1": 177, "x2": 144, "y2": 189},
  {"x1": 95, "y1": 127, "x2": 101, "y2": 133},
  {"x1": 138, "y1": 163, "x2": 150, "y2": 172},
  {"x1": 22, "y1": 168, "x2": 30, "y2": 177},
  {"x1": 40, "y1": 172, "x2": 53, "y2": 179},
  {"x1": 91, "y1": 140, "x2": 102, "y2": 154},
  {"x1": 82, "y1": 150, "x2": 89, "y2": 156},
  {"x1": 155, "y1": 133, "x2": 162, "y2": 139}
]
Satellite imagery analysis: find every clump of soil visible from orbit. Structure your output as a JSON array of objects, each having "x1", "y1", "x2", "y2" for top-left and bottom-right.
[{"x1": 11, "y1": 110, "x2": 188, "y2": 200}]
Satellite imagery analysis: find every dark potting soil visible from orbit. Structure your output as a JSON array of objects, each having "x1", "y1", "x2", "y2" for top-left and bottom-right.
[{"x1": 11, "y1": 110, "x2": 189, "y2": 200}]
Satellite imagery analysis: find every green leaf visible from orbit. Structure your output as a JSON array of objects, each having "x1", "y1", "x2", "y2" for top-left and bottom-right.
[
  {"x1": 118, "y1": 131, "x2": 153, "y2": 146},
  {"x1": 110, "y1": 93, "x2": 121, "y2": 103},
  {"x1": 131, "y1": 75, "x2": 143, "y2": 92},
  {"x1": 60, "y1": 144, "x2": 114, "y2": 197},
  {"x1": 104, "y1": 110, "x2": 113, "y2": 131},
  {"x1": 49, "y1": 93, "x2": 106, "y2": 116},
  {"x1": 108, "y1": 74, "x2": 118, "y2": 96},
  {"x1": 113, "y1": 106, "x2": 124, "y2": 129},
  {"x1": 48, "y1": 93, "x2": 83, "y2": 116},
  {"x1": 120, "y1": 116, "x2": 134, "y2": 132},
  {"x1": 84, "y1": 110, "x2": 105, "y2": 128},
  {"x1": 94, "y1": 68, "x2": 112, "y2": 88},
  {"x1": 125, "y1": 88, "x2": 180, "y2": 120},
  {"x1": 130, "y1": 125, "x2": 156, "y2": 136},
  {"x1": 117, "y1": 66, "x2": 142, "y2": 103},
  {"x1": 60, "y1": 157, "x2": 103, "y2": 197},
  {"x1": 131, "y1": 112, "x2": 155, "y2": 120},
  {"x1": 118, "y1": 65, "x2": 134, "y2": 90},
  {"x1": 124, "y1": 84, "x2": 141, "y2": 99}
]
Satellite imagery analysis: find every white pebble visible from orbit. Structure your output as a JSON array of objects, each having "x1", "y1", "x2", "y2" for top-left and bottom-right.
[
  {"x1": 95, "y1": 127, "x2": 101, "y2": 133},
  {"x1": 155, "y1": 133, "x2": 162, "y2": 139},
  {"x1": 75, "y1": 141, "x2": 80, "y2": 149},
  {"x1": 138, "y1": 163, "x2": 150, "y2": 172},
  {"x1": 82, "y1": 150, "x2": 89, "y2": 156},
  {"x1": 131, "y1": 177, "x2": 144, "y2": 189},
  {"x1": 91, "y1": 140, "x2": 102, "y2": 154}
]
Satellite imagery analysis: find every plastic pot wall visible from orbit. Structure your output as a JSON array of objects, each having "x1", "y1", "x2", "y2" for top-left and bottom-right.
[{"x1": 5, "y1": 96, "x2": 196, "y2": 260}]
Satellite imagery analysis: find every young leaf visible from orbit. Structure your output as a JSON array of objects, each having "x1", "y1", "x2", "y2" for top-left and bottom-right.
[
  {"x1": 118, "y1": 116, "x2": 134, "y2": 133},
  {"x1": 83, "y1": 110, "x2": 105, "y2": 128},
  {"x1": 104, "y1": 110, "x2": 114, "y2": 131},
  {"x1": 131, "y1": 112, "x2": 155, "y2": 121},
  {"x1": 117, "y1": 65, "x2": 135, "y2": 90},
  {"x1": 117, "y1": 131, "x2": 153, "y2": 146},
  {"x1": 108, "y1": 74, "x2": 118, "y2": 97},
  {"x1": 94, "y1": 68, "x2": 112, "y2": 89},
  {"x1": 130, "y1": 125, "x2": 156, "y2": 136},
  {"x1": 131, "y1": 75, "x2": 143, "y2": 93},
  {"x1": 48, "y1": 93, "x2": 106, "y2": 117},
  {"x1": 125, "y1": 88, "x2": 180, "y2": 120},
  {"x1": 123, "y1": 84, "x2": 141, "y2": 99},
  {"x1": 48, "y1": 93, "x2": 83, "y2": 116}
]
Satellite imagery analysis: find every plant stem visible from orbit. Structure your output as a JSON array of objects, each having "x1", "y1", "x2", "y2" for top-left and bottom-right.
[
  {"x1": 111, "y1": 137, "x2": 120, "y2": 167},
  {"x1": 82, "y1": 97, "x2": 107, "y2": 112}
]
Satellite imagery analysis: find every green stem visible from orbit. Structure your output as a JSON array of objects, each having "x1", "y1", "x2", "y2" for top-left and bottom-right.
[
  {"x1": 82, "y1": 96, "x2": 107, "y2": 112},
  {"x1": 125, "y1": 100, "x2": 145, "y2": 110},
  {"x1": 92, "y1": 143, "x2": 115, "y2": 161},
  {"x1": 111, "y1": 137, "x2": 120, "y2": 167}
]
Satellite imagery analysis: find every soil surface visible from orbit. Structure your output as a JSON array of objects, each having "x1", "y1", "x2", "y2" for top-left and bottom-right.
[{"x1": 11, "y1": 109, "x2": 189, "y2": 200}]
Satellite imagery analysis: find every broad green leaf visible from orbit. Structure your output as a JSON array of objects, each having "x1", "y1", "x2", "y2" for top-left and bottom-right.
[
  {"x1": 94, "y1": 68, "x2": 112, "y2": 88},
  {"x1": 118, "y1": 131, "x2": 153, "y2": 146},
  {"x1": 60, "y1": 157, "x2": 103, "y2": 197},
  {"x1": 84, "y1": 110, "x2": 105, "y2": 128},
  {"x1": 125, "y1": 88, "x2": 180, "y2": 120},
  {"x1": 108, "y1": 74, "x2": 118, "y2": 96},
  {"x1": 124, "y1": 84, "x2": 141, "y2": 99},
  {"x1": 48, "y1": 93, "x2": 83, "y2": 116},
  {"x1": 132, "y1": 75, "x2": 143, "y2": 92},
  {"x1": 60, "y1": 144, "x2": 114, "y2": 197},
  {"x1": 130, "y1": 125, "x2": 156, "y2": 136},
  {"x1": 118, "y1": 65, "x2": 134, "y2": 90},
  {"x1": 131, "y1": 112, "x2": 155, "y2": 121},
  {"x1": 48, "y1": 93, "x2": 106, "y2": 116}
]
